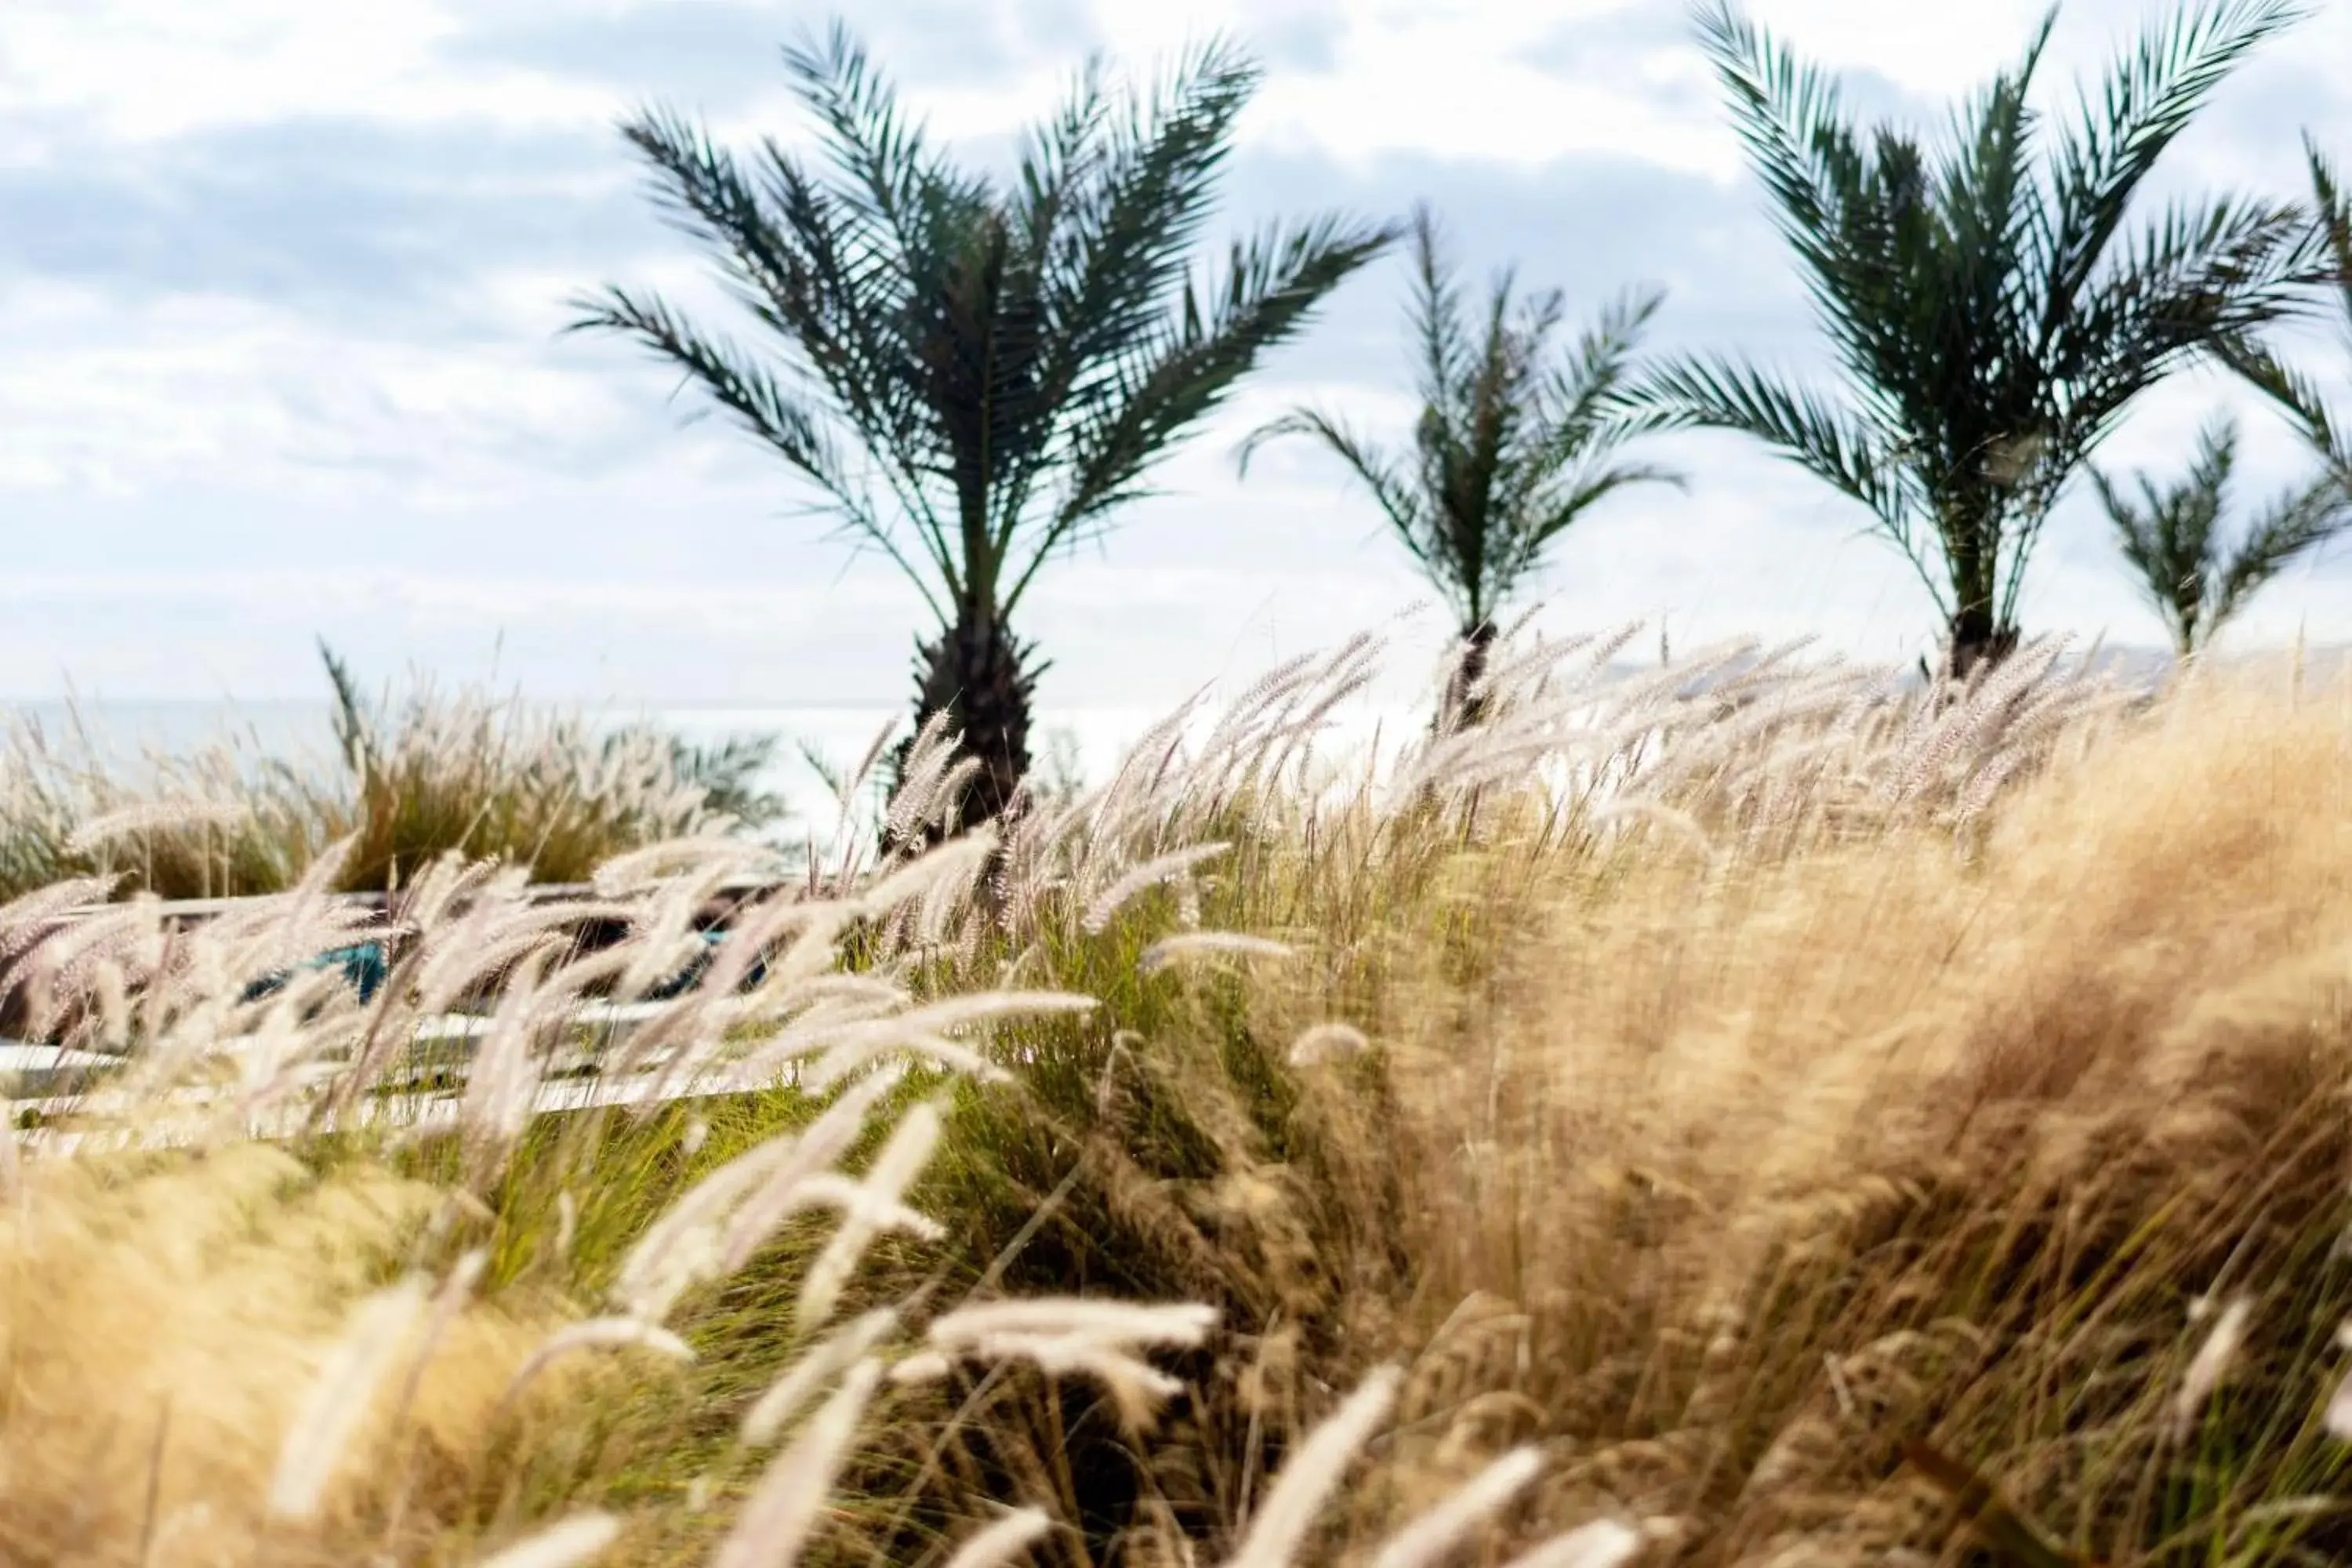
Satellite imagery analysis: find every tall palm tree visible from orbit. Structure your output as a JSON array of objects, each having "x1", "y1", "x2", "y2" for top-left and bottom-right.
[
  {"x1": 1236, "y1": 206, "x2": 1679, "y2": 730},
  {"x1": 570, "y1": 25, "x2": 1394, "y2": 831},
  {"x1": 2092, "y1": 415, "x2": 2349, "y2": 655},
  {"x1": 1619, "y1": 0, "x2": 2323, "y2": 679}
]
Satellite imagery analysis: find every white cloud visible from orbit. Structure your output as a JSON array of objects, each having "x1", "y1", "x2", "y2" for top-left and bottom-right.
[
  {"x1": 1, "y1": 0, "x2": 619, "y2": 141},
  {"x1": 0, "y1": 0, "x2": 2347, "y2": 702}
]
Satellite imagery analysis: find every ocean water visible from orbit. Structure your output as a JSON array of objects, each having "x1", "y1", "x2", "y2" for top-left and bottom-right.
[
  {"x1": 2, "y1": 638, "x2": 2228, "y2": 850},
  {"x1": 0, "y1": 697, "x2": 1426, "y2": 843}
]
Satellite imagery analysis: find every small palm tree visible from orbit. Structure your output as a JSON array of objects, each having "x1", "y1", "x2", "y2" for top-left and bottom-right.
[
  {"x1": 571, "y1": 25, "x2": 1394, "y2": 832},
  {"x1": 1236, "y1": 206, "x2": 1680, "y2": 729},
  {"x1": 1620, "y1": 0, "x2": 2322, "y2": 680},
  {"x1": 2223, "y1": 135, "x2": 2352, "y2": 484},
  {"x1": 2093, "y1": 416, "x2": 2349, "y2": 655}
]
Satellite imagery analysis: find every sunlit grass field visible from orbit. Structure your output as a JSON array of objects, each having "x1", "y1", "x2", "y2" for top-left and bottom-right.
[{"x1": 2, "y1": 627, "x2": 2348, "y2": 1568}]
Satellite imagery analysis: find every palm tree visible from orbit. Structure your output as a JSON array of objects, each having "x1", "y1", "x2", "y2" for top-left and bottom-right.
[
  {"x1": 1236, "y1": 206, "x2": 1680, "y2": 730},
  {"x1": 1618, "y1": 0, "x2": 2322, "y2": 680},
  {"x1": 2223, "y1": 135, "x2": 2352, "y2": 485},
  {"x1": 2093, "y1": 415, "x2": 2349, "y2": 655},
  {"x1": 570, "y1": 25, "x2": 1395, "y2": 832}
]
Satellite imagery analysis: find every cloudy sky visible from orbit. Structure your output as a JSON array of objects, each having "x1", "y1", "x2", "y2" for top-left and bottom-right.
[{"x1": 3, "y1": 0, "x2": 2349, "y2": 709}]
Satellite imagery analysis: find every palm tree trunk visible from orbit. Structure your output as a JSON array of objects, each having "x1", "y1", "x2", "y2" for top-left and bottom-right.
[
  {"x1": 1942, "y1": 602, "x2": 2020, "y2": 684},
  {"x1": 1438, "y1": 619, "x2": 1501, "y2": 734},
  {"x1": 887, "y1": 607, "x2": 1041, "y2": 849}
]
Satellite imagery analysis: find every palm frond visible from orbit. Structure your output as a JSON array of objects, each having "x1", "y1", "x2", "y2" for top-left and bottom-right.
[
  {"x1": 779, "y1": 20, "x2": 943, "y2": 245},
  {"x1": 563, "y1": 285, "x2": 954, "y2": 618},
  {"x1": 1631, "y1": 357, "x2": 1910, "y2": 525},
  {"x1": 2044, "y1": 195, "x2": 2315, "y2": 470},
  {"x1": 1037, "y1": 37, "x2": 1262, "y2": 416},
  {"x1": 1529, "y1": 463, "x2": 1689, "y2": 550},
  {"x1": 2092, "y1": 415, "x2": 2235, "y2": 650},
  {"x1": 1692, "y1": 1, "x2": 1855, "y2": 269},
  {"x1": 2213, "y1": 468, "x2": 2352, "y2": 626},
  {"x1": 1014, "y1": 55, "x2": 1112, "y2": 253},
  {"x1": 1540, "y1": 287, "x2": 1667, "y2": 453},
  {"x1": 1406, "y1": 204, "x2": 1470, "y2": 415},
  {"x1": 2036, "y1": 0, "x2": 2308, "y2": 332},
  {"x1": 2310, "y1": 133, "x2": 2352, "y2": 335},
  {"x1": 1676, "y1": 0, "x2": 2307, "y2": 666},
  {"x1": 2216, "y1": 334, "x2": 2350, "y2": 479},
  {"x1": 1028, "y1": 211, "x2": 1397, "y2": 606},
  {"x1": 612, "y1": 106, "x2": 933, "y2": 499},
  {"x1": 1236, "y1": 409, "x2": 1424, "y2": 535}
]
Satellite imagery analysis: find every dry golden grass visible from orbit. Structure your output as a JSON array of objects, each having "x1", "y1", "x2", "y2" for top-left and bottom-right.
[
  {"x1": 1263, "y1": 662, "x2": 2352, "y2": 1564},
  {"x1": 0, "y1": 1146, "x2": 572, "y2": 1565},
  {"x1": 1, "y1": 633, "x2": 2347, "y2": 1567},
  {"x1": 0, "y1": 656, "x2": 783, "y2": 902}
]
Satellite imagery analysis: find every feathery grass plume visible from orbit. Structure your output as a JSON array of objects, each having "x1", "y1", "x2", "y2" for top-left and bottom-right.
[
  {"x1": 10, "y1": 897, "x2": 158, "y2": 1039},
  {"x1": 2325, "y1": 1323, "x2": 2352, "y2": 1440},
  {"x1": 1137, "y1": 931, "x2": 1297, "y2": 977},
  {"x1": 88, "y1": 955, "x2": 131, "y2": 1048},
  {"x1": 883, "y1": 713, "x2": 975, "y2": 849},
  {"x1": 1370, "y1": 1447, "x2": 1544, "y2": 1568},
  {"x1": 65, "y1": 796, "x2": 253, "y2": 855},
  {"x1": 2172, "y1": 1294, "x2": 2254, "y2": 1442},
  {"x1": 798, "y1": 1102, "x2": 946, "y2": 1330},
  {"x1": 1222, "y1": 1364, "x2": 1402, "y2": 1568},
  {"x1": 497, "y1": 1318, "x2": 694, "y2": 1412},
  {"x1": 692, "y1": 895, "x2": 848, "y2": 1000},
  {"x1": 1581, "y1": 797, "x2": 1715, "y2": 861},
  {"x1": 267, "y1": 1276, "x2": 431, "y2": 1523},
  {"x1": 376, "y1": 1247, "x2": 492, "y2": 1530},
  {"x1": 1243, "y1": 663, "x2": 1381, "y2": 800},
  {"x1": 470, "y1": 1512, "x2": 624, "y2": 1568},
  {"x1": 613, "y1": 1073, "x2": 898, "y2": 1321},
  {"x1": 717, "y1": 1074, "x2": 904, "y2": 1274},
  {"x1": 896, "y1": 1337, "x2": 1186, "y2": 1431},
  {"x1": 922, "y1": 1299, "x2": 1221, "y2": 1348},
  {"x1": 804, "y1": 1029, "x2": 1000, "y2": 1090},
  {"x1": 740, "y1": 899, "x2": 864, "y2": 998},
  {"x1": 903, "y1": 1298, "x2": 1222, "y2": 1427},
  {"x1": 455, "y1": 947, "x2": 564, "y2": 1181},
  {"x1": 590, "y1": 835, "x2": 780, "y2": 895},
  {"x1": 741, "y1": 1308, "x2": 901, "y2": 1447},
  {"x1": 711, "y1": 1358, "x2": 883, "y2": 1568},
  {"x1": 1081, "y1": 843, "x2": 1233, "y2": 932},
  {"x1": 786, "y1": 990, "x2": 1095, "y2": 1090},
  {"x1": 0, "y1": 873, "x2": 119, "y2": 957},
  {"x1": 609, "y1": 878, "x2": 736, "y2": 1000},
  {"x1": 778, "y1": 1174, "x2": 942, "y2": 1236},
  {"x1": 1495, "y1": 1520, "x2": 1642, "y2": 1568},
  {"x1": 941, "y1": 1506, "x2": 1054, "y2": 1568},
  {"x1": 1288, "y1": 1022, "x2": 1370, "y2": 1066},
  {"x1": 911, "y1": 843, "x2": 987, "y2": 949},
  {"x1": 857, "y1": 830, "x2": 1002, "y2": 920}
]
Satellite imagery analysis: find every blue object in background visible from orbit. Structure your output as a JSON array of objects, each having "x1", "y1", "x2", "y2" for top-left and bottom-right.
[
  {"x1": 645, "y1": 929, "x2": 768, "y2": 1000},
  {"x1": 241, "y1": 941, "x2": 389, "y2": 1006},
  {"x1": 237, "y1": 927, "x2": 764, "y2": 1011}
]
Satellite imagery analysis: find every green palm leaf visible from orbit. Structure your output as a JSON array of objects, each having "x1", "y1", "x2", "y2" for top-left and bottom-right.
[
  {"x1": 1624, "y1": 0, "x2": 2318, "y2": 677},
  {"x1": 569, "y1": 22, "x2": 1393, "y2": 829},
  {"x1": 1237, "y1": 204, "x2": 1680, "y2": 728},
  {"x1": 2095, "y1": 413, "x2": 2350, "y2": 653}
]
